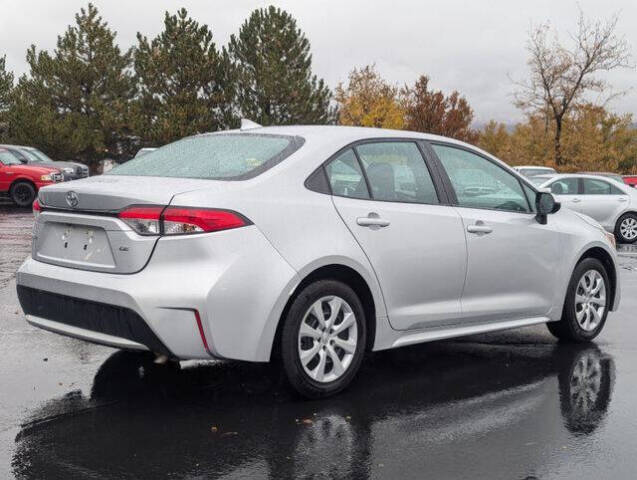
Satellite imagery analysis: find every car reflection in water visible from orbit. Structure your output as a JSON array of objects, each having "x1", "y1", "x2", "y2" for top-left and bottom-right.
[{"x1": 12, "y1": 341, "x2": 614, "y2": 479}]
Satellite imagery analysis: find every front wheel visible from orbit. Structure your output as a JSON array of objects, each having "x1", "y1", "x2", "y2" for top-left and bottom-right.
[
  {"x1": 547, "y1": 258, "x2": 610, "y2": 342},
  {"x1": 10, "y1": 181, "x2": 36, "y2": 207},
  {"x1": 615, "y1": 213, "x2": 637, "y2": 244},
  {"x1": 280, "y1": 280, "x2": 366, "y2": 399}
]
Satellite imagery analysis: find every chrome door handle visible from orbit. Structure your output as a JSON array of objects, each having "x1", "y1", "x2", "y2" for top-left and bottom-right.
[
  {"x1": 467, "y1": 223, "x2": 493, "y2": 235},
  {"x1": 571, "y1": 198, "x2": 581, "y2": 203},
  {"x1": 356, "y1": 213, "x2": 390, "y2": 228}
]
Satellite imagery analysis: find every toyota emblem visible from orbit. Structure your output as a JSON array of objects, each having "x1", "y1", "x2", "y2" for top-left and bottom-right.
[{"x1": 66, "y1": 191, "x2": 79, "y2": 208}]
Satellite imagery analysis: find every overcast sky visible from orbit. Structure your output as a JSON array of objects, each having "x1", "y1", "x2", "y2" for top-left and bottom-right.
[{"x1": 1, "y1": 0, "x2": 635, "y2": 124}]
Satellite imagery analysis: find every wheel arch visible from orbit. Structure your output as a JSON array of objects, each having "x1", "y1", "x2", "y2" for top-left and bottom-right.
[
  {"x1": 577, "y1": 246, "x2": 618, "y2": 311},
  {"x1": 9, "y1": 176, "x2": 37, "y2": 192},
  {"x1": 272, "y1": 263, "x2": 379, "y2": 360}
]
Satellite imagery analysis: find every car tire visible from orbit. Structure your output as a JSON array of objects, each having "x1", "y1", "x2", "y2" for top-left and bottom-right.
[
  {"x1": 280, "y1": 279, "x2": 367, "y2": 399},
  {"x1": 615, "y1": 212, "x2": 637, "y2": 244},
  {"x1": 9, "y1": 181, "x2": 36, "y2": 207},
  {"x1": 546, "y1": 258, "x2": 610, "y2": 342}
]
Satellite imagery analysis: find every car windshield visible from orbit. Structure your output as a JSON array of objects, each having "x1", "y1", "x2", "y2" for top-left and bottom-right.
[
  {"x1": 20, "y1": 148, "x2": 45, "y2": 163},
  {"x1": 109, "y1": 133, "x2": 302, "y2": 180},
  {"x1": 28, "y1": 148, "x2": 55, "y2": 163},
  {"x1": 0, "y1": 149, "x2": 22, "y2": 165}
]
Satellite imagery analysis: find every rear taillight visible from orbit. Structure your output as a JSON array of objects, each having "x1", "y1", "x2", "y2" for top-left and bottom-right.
[
  {"x1": 33, "y1": 199, "x2": 41, "y2": 218},
  {"x1": 118, "y1": 206, "x2": 163, "y2": 235},
  {"x1": 117, "y1": 205, "x2": 249, "y2": 236}
]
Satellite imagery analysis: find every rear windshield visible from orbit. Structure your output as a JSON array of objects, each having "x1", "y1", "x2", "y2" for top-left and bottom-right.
[{"x1": 109, "y1": 133, "x2": 304, "y2": 180}]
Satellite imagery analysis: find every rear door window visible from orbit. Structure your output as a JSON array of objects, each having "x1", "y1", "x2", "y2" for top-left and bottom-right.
[
  {"x1": 109, "y1": 133, "x2": 303, "y2": 180},
  {"x1": 355, "y1": 142, "x2": 439, "y2": 204},
  {"x1": 583, "y1": 178, "x2": 622, "y2": 195}
]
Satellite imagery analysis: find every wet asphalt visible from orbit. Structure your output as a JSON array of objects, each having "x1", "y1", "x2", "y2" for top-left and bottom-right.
[{"x1": 1, "y1": 204, "x2": 637, "y2": 479}]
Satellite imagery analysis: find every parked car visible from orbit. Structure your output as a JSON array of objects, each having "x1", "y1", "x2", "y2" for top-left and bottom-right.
[
  {"x1": 576, "y1": 171, "x2": 625, "y2": 185},
  {"x1": 537, "y1": 173, "x2": 637, "y2": 243},
  {"x1": 1, "y1": 144, "x2": 89, "y2": 180},
  {"x1": 135, "y1": 147, "x2": 157, "y2": 158},
  {"x1": 623, "y1": 175, "x2": 637, "y2": 188},
  {"x1": 0, "y1": 147, "x2": 63, "y2": 206},
  {"x1": 17, "y1": 125, "x2": 619, "y2": 398},
  {"x1": 513, "y1": 165, "x2": 557, "y2": 177}
]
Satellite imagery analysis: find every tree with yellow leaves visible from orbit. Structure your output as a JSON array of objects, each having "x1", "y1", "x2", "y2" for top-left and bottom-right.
[{"x1": 335, "y1": 65, "x2": 404, "y2": 129}]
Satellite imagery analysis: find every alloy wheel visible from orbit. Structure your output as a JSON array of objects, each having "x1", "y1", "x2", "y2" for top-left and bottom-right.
[
  {"x1": 574, "y1": 270, "x2": 606, "y2": 332},
  {"x1": 14, "y1": 185, "x2": 32, "y2": 204},
  {"x1": 620, "y1": 217, "x2": 637, "y2": 241},
  {"x1": 297, "y1": 296, "x2": 358, "y2": 383}
]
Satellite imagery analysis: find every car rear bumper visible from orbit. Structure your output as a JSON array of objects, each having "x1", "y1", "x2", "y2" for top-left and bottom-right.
[{"x1": 17, "y1": 225, "x2": 299, "y2": 361}]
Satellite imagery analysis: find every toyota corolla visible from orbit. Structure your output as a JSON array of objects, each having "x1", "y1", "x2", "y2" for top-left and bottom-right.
[{"x1": 16, "y1": 124, "x2": 620, "y2": 398}]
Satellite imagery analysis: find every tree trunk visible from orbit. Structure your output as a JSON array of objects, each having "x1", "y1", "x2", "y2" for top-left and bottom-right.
[{"x1": 554, "y1": 117, "x2": 564, "y2": 166}]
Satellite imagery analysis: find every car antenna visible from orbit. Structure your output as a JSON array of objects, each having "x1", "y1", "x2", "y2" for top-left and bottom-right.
[{"x1": 240, "y1": 119, "x2": 262, "y2": 131}]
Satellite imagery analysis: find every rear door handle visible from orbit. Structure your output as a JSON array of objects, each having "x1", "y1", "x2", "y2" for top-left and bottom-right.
[
  {"x1": 571, "y1": 198, "x2": 581, "y2": 203},
  {"x1": 356, "y1": 213, "x2": 390, "y2": 228},
  {"x1": 619, "y1": 197, "x2": 628, "y2": 202},
  {"x1": 467, "y1": 222, "x2": 493, "y2": 235}
]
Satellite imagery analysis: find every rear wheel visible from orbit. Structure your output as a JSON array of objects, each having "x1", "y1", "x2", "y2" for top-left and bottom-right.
[
  {"x1": 547, "y1": 258, "x2": 610, "y2": 342},
  {"x1": 280, "y1": 280, "x2": 366, "y2": 398},
  {"x1": 10, "y1": 181, "x2": 36, "y2": 207},
  {"x1": 615, "y1": 213, "x2": 637, "y2": 244}
]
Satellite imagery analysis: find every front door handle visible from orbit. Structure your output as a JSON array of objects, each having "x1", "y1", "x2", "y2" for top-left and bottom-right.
[
  {"x1": 571, "y1": 198, "x2": 581, "y2": 203},
  {"x1": 356, "y1": 213, "x2": 390, "y2": 228},
  {"x1": 467, "y1": 222, "x2": 493, "y2": 235}
]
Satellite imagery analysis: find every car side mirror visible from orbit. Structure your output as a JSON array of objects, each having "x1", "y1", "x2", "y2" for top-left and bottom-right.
[{"x1": 536, "y1": 191, "x2": 561, "y2": 225}]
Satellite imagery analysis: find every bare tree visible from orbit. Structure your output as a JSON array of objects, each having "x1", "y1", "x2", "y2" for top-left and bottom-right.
[{"x1": 514, "y1": 9, "x2": 632, "y2": 166}]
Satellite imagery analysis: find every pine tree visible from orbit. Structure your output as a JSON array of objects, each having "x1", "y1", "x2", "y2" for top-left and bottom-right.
[
  {"x1": 228, "y1": 6, "x2": 333, "y2": 125},
  {"x1": 133, "y1": 8, "x2": 237, "y2": 146},
  {"x1": 0, "y1": 55, "x2": 14, "y2": 140},
  {"x1": 9, "y1": 4, "x2": 134, "y2": 164}
]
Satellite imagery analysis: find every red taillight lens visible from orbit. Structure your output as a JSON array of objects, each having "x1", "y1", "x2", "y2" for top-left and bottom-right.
[
  {"x1": 162, "y1": 207, "x2": 248, "y2": 235},
  {"x1": 33, "y1": 199, "x2": 41, "y2": 218},
  {"x1": 118, "y1": 206, "x2": 163, "y2": 235},
  {"x1": 117, "y1": 205, "x2": 249, "y2": 236}
]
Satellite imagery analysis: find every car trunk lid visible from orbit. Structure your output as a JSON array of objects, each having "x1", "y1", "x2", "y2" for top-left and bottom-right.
[{"x1": 33, "y1": 176, "x2": 230, "y2": 273}]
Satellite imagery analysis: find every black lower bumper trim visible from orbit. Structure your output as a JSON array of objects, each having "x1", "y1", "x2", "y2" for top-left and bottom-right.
[{"x1": 17, "y1": 285, "x2": 172, "y2": 356}]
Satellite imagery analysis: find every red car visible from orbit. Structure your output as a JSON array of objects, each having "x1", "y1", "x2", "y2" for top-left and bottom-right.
[
  {"x1": 623, "y1": 175, "x2": 637, "y2": 188},
  {"x1": 0, "y1": 147, "x2": 63, "y2": 206}
]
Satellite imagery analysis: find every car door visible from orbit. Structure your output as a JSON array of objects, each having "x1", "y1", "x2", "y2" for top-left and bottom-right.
[
  {"x1": 579, "y1": 177, "x2": 629, "y2": 230},
  {"x1": 0, "y1": 150, "x2": 18, "y2": 192},
  {"x1": 328, "y1": 141, "x2": 467, "y2": 331},
  {"x1": 429, "y1": 143, "x2": 561, "y2": 323}
]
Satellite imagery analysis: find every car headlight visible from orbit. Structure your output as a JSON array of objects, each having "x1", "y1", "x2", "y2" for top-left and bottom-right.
[
  {"x1": 604, "y1": 231, "x2": 616, "y2": 249},
  {"x1": 40, "y1": 174, "x2": 52, "y2": 181},
  {"x1": 62, "y1": 167, "x2": 75, "y2": 174}
]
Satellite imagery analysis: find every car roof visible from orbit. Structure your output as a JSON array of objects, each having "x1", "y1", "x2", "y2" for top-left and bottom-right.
[
  {"x1": 538, "y1": 173, "x2": 628, "y2": 185},
  {"x1": 514, "y1": 165, "x2": 555, "y2": 170},
  {"x1": 202, "y1": 125, "x2": 470, "y2": 148},
  {"x1": 0, "y1": 144, "x2": 37, "y2": 150}
]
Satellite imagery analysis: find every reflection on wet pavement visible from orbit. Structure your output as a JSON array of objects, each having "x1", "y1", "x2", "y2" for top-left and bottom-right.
[{"x1": 10, "y1": 343, "x2": 615, "y2": 479}]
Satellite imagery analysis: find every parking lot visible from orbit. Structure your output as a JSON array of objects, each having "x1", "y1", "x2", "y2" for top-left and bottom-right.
[{"x1": 2, "y1": 204, "x2": 637, "y2": 479}]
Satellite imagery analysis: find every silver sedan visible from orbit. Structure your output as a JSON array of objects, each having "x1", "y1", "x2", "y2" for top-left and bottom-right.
[
  {"x1": 17, "y1": 125, "x2": 620, "y2": 398},
  {"x1": 537, "y1": 173, "x2": 637, "y2": 244}
]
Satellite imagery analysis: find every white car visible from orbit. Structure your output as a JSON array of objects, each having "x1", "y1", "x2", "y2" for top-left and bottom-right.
[
  {"x1": 513, "y1": 165, "x2": 557, "y2": 177},
  {"x1": 537, "y1": 173, "x2": 637, "y2": 244},
  {"x1": 17, "y1": 125, "x2": 619, "y2": 398}
]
